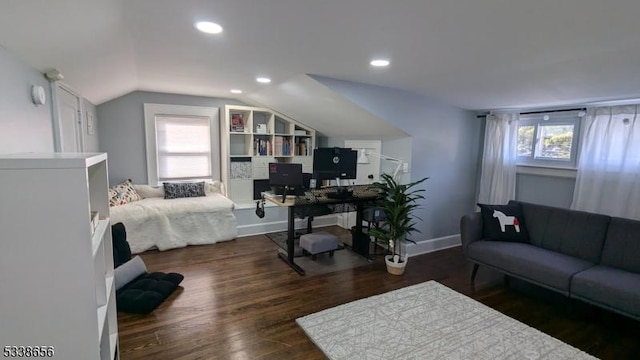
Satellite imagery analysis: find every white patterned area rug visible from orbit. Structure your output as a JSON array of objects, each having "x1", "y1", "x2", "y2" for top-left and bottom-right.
[{"x1": 296, "y1": 281, "x2": 597, "y2": 360}]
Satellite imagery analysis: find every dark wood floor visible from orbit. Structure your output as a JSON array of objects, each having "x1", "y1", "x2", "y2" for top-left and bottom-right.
[{"x1": 118, "y1": 227, "x2": 640, "y2": 359}]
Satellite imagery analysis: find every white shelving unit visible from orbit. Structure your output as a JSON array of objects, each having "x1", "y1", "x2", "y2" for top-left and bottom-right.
[
  {"x1": 0, "y1": 153, "x2": 118, "y2": 360},
  {"x1": 222, "y1": 105, "x2": 316, "y2": 205}
]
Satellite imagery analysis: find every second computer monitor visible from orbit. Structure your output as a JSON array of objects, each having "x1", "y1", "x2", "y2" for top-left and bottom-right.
[
  {"x1": 268, "y1": 162, "x2": 303, "y2": 191},
  {"x1": 312, "y1": 147, "x2": 358, "y2": 181}
]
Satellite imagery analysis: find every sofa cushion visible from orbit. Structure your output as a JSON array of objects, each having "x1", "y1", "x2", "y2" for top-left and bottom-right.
[
  {"x1": 600, "y1": 217, "x2": 640, "y2": 272},
  {"x1": 467, "y1": 241, "x2": 594, "y2": 294},
  {"x1": 477, "y1": 203, "x2": 529, "y2": 242},
  {"x1": 516, "y1": 201, "x2": 611, "y2": 263},
  {"x1": 163, "y1": 182, "x2": 206, "y2": 199},
  {"x1": 571, "y1": 266, "x2": 640, "y2": 319}
]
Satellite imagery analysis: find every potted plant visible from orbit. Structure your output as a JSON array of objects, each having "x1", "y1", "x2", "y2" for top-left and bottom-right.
[{"x1": 368, "y1": 173, "x2": 428, "y2": 275}]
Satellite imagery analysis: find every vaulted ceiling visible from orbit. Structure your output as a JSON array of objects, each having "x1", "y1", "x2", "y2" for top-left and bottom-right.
[{"x1": 2, "y1": 0, "x2": 640, "y2": 113}]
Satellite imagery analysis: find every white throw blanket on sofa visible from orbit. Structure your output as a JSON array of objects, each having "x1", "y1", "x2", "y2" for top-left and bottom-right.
[{"x1": 110, "y1": 187, "x2": 237, "y2": 254}]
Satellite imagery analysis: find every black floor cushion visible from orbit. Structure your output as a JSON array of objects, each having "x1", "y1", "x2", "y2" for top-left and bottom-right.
[{"x1": 116, "y1": 272, "x2": 184, "y2": 314}]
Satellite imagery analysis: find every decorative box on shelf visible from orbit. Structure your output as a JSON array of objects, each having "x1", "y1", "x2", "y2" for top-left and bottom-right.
[{"x1": 256, "y1": 124, "x2": 267, "y2": 134}]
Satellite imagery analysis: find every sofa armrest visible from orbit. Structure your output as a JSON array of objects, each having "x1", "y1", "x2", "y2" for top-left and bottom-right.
[{"x1": 460, "y1": 212, "x2": 483, "y2": 257}]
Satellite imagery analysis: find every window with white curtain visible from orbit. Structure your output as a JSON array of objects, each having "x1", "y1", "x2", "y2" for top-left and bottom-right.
[
  {"x1": 144, "y1": 104, "x2": 220, "y2": 185},
  {"x1": 571, "y1": 105, "x2": 640, "y2": 220},
  {"x1": 516, "y1": 111, "x2": 582, "y2": 168},
  {"x1": 155, "y1": 115, "x2": 212, "y2": 181}
]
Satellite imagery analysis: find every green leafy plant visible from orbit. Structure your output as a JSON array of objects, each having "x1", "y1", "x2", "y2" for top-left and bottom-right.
[{"x1": 368, "y1": 173, "x2": 428, "y2": 263}]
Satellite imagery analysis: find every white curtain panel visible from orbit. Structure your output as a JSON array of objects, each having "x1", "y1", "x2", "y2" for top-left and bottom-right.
[
  {"x1": 571, "y1": 105, "x2": 640, "y2": 220},
  {"x1": 477, "y1": 113, "x2": 519, "y2": 205}
]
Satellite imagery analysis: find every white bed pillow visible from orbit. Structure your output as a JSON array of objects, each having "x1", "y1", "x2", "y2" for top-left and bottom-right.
[
  {"x1": 205, "y1": 180, "x2": 227, "y2": 197},
  {"x1": 133, "y1": 184, "x2": 164, "y2": 198}
]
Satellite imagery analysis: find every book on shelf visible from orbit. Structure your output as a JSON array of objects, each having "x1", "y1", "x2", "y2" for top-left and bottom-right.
[
  {"x1": 297, "y1": 142, "x2": 306, "y2": 156},
  {"x1": 294, "y1": 130, "x2": 307, "y2": 136},
  {"x1": 295, "y1": 138, "x2": 311, "y2": 156},
  {"x1": 231, "y1": 113, "x2": 245, "y2": 132},
  {"x1": 253, "y1": 138, "x2": 273, "y2": 156},
  {"x1": 274, "y1": 136, "x2": 283, "y2": 156}
]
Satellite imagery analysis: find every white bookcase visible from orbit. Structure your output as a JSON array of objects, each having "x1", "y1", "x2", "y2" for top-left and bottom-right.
[
  {"x1": 0, "y1": 153, "x2": 118, "y2": 360},
  {"x1": 222, "y1": 105, "x2": 316, "y2": 205}
]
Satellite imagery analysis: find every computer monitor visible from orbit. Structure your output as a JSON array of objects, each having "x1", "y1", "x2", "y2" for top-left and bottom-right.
[
  {"x1": 268, "y1": 162, "x2": 303, "y2": 202},
  {"x1": 312, "y1": 147, "x2": 358, "y2": 181}
]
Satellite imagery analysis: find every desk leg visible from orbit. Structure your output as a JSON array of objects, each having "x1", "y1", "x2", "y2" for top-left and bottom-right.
[{"x1": 277, "y1": 205, "x2": 306, "y2": 275}]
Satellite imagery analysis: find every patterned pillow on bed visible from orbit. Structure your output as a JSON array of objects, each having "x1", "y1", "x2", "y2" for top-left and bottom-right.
[
  {"x1": 163, "y1": 182, "x2": 206, "y2": 199},
  {"x1": 109, "y1": 179, "x2": 142, "y2": 206}
]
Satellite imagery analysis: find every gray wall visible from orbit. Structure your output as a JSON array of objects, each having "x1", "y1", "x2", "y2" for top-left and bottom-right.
[
  {"x1": 516, "y1": 173, "x2": 575, "y2": 208},
  {"x1": 97, "y1": 91, "x2": 245, "y2": 184},
  {"x1": 312, "y1": 76, "x2": 482, "y2": 240},
  {"x1": 0, "y1": 46, "x2": 54, "y2": 153}
]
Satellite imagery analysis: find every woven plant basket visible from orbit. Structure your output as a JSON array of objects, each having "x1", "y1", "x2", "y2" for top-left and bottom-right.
[{"x1": 385, "y1": 255, "x2": 407, "y2": 275}]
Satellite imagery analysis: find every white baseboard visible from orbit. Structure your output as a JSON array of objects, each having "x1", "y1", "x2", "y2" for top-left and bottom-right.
[
  {"x1": 237, "y1": 215, "x2": 338, "y2": 237},
  {"x1": 405, "y1": 234, "x2": 461, "y2": 257}
]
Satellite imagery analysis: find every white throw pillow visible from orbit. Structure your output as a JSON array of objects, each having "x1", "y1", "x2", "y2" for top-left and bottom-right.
[
  {"x1": 133, "y1": 184, "x2": 164, "y2": 198},
  {"x1": 205, "y1": 180, "x2": 226, "y2": 196}
]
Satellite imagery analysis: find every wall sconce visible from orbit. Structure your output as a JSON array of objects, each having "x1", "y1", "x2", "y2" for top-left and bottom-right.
[{"x1": 31, "y1": 85, "x2": 46, "y2": 106}]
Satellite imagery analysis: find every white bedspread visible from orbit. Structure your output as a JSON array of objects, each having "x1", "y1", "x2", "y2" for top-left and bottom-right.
[{"x1": 110, "y1": 193, "x2": 237, "y2": 254}]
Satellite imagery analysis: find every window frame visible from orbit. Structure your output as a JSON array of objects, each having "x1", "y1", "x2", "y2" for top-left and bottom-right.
[
  {"x1": 516, "y1": 111, "x2": 582, "y2": 169},
  {"x1": 144, "y1": 104, "x2": 220, "y2": 185}
]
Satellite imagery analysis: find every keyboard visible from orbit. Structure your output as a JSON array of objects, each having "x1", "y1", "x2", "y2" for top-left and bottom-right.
[{"x1": 325, "y1": 190, "x2": 354, "y2": 200}]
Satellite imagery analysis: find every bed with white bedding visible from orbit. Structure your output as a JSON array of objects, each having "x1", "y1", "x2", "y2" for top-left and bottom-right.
[{"x1": 110, "y1": 183, "x2": 237, "y2": 254}]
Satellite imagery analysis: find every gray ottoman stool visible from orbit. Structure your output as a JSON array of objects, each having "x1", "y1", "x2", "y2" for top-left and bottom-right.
[{"x1": 300, "y1": 232, "x2": 339, "y2": 260}]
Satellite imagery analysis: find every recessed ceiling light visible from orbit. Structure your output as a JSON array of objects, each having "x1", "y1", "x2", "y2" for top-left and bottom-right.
[
  {"x1": 195, "y1": 21, "x2": 223, "y2": 34},
  {"x1": 370, "y1": 59, "x2": 390, "y2": 67},
  {"x1": 230, "y1": 89, "x2": 243, "y2": 94},
  {"x1": 256, "y1": 77, "x2": 271, "y2": 84}
]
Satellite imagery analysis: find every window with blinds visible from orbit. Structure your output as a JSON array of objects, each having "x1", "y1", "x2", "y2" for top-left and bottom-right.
[{"x1": 155, "y1": 115, "x2": 212, "y2": 181}]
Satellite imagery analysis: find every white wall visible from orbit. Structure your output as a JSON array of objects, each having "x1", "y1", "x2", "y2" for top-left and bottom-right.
[{"x1": 0, "y1": 46, "x2": 54, "y2": 153}]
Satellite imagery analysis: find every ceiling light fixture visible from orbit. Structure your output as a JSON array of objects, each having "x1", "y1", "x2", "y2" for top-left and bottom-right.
[
  {"x1": 256, "y1": 77, "x2": 271, "y2": 84},
  {"x1": 230, "y1": 89, "x2": 243, "y2": 94},
  {"x1": 195, "y1": 21, "x2": 223, "y2": 34},
  {"x1": 370, "y1": 59, "x2": 390, "y2": 67}
]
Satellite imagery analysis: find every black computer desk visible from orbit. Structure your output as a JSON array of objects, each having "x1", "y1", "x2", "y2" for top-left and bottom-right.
[{"x1": 263, "y1": 185, "x2": 382, "y2": 275}]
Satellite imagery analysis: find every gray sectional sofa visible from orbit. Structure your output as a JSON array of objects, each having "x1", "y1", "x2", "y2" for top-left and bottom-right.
[{"x1": 460, "y1": 200, "x2": 640, "y2": 321}]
